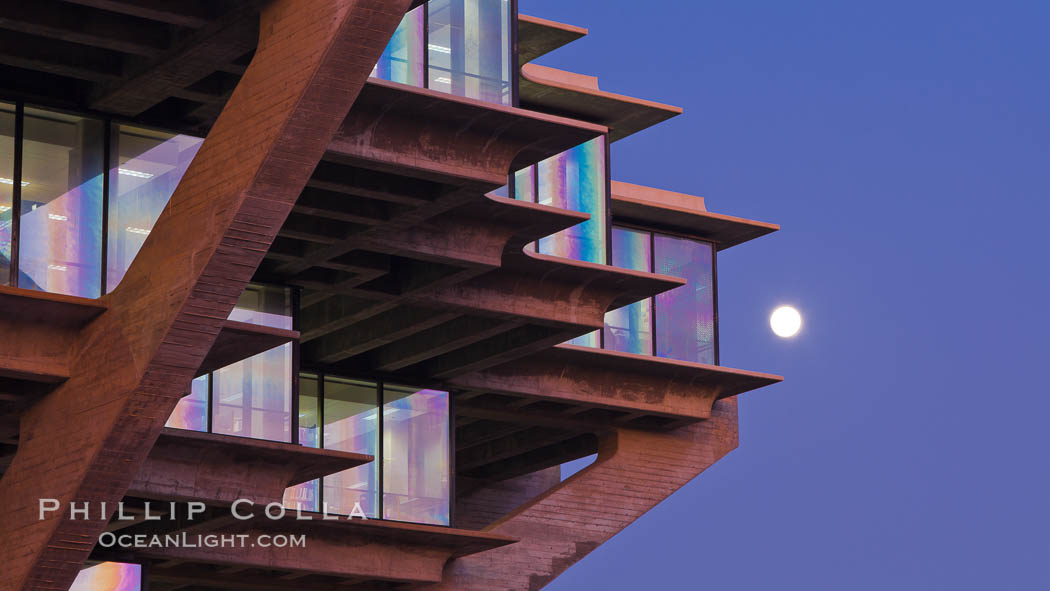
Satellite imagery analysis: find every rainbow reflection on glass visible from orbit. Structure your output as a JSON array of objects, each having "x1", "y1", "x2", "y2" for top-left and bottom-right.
[
  {"x1": 107, "y1": 125, "x2": 203, "y2": 292},
  {"x1": 604, "y1": 227, "x2": 653, "y2": 354},
  {"x1": 284, "y1": 374, "x2": 320, "y2": 512},
  {"x1": 654, "y1": 235, "x2": 715, "y2": 364},
  {"x1": 383, "y1": 386, "x2": 449, "y2": 525},
  {"x1": 212, "y1": 344, "x2": 293, "y2": 443},
  {"x1": 69, "y1": 562, "x2": 141, "y2": 591},
  {"x1": 566, "y1": 330, "x2": 600, "y2": 348},
  {"x1": 18, "y1": 108, "x2": 104, "y2": 297},
  {"x1": 373, "y1": 6, "x2": 425, "y2": 86},
  {"x1": 165, "y1": 374, "x2": 208, "y2": 432},
  {"x1": 513, "y1": 167, "x2": 534, "y2": 202},
  {"x1": 428, "y1": 0, "x2": 512, "y2": 104},
  {"x1": 1, "y1": 103, "x2": 14, "y2": 284},
  {"x1": 535, "y1": 137, "x2": 607, "y2": 264},
  {"x1": 323, "y1": 378, "x2": 379, "y2": 518}
]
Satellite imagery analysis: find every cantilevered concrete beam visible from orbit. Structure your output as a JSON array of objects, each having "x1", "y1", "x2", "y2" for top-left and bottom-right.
[
  {"x1": 130, "y1": 429, "x2": 371, "y2": 506},
  {"x1": 443, "y1": 400, "x2": 742, "y2": 590},
  {"x1": 123, "y1": 516, "x2": 518, "y2": 586},
  {"x1": 451, "y1": 344, "x2": 783, "y2": 425}
]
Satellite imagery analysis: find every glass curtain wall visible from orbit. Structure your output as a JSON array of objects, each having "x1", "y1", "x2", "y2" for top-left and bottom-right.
[
  {"x1": 212, "y1": 285, "x2": 294, "y2": 442},
  {"x1": 372, "y1": 0, "x2": 513, "y2": 106},
  {"x1": 382, "y1": 385, "x2": 450, "y2": 525},
  {"x1": 0, "y1": 103, "x2": 204, "y2": 296},
  {"x1": 107, "y1": 125, "x2": 203, "y2": 291},
  {"x1": 512, "y1": 136, "x2": 609, "y2": 348},
  {"x1": 286, "y1": 375, "x2": 451, "y2": 526},
  {"x1": 428, "y1": 0, "x2": 512, "y2": 104},
  {"x1": 0, "y1": 103, "x2": 14, "y2": 284},
  {"x1": 165, "y1": 374, "x2": 208, "y2": 432},
  {"x1": 19, "y1": 108, "x2": 104, "y2": 297},
  {"x1": 284, "y1": 374, "x2": 320, "y2": 511},
  {"x1": 603, "y1": 227, "x2": 652, "y2": 354},
  {"x1": 512, "y1": 137, "x2": 608, "y2": 264},
  {"x1": 211, "y1": 344, "x2": 293, "y2": 442},
  {"x1": 69, "y1": 562, "x2": 141, "y2": 591},
  {"x1": 604, "y1": 227, "x2": 717, "y2": 364},
  {"x1": 373, "y1": 6, "x2": 425, "y2": 86},
  {"x1": 654, "y1": 234, "x2": 715, "y2": 364},
  {"x1": 165, "y1": 285, "x2": 295, "y2": 443},
  {"x1": 322, "y1": 377, "x2": 380, "y2": 518}
]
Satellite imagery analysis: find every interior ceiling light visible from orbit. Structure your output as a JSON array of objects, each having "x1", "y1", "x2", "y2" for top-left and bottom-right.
[{"x1": 118, "y1": 168, "x2": 154, "y2": 179}]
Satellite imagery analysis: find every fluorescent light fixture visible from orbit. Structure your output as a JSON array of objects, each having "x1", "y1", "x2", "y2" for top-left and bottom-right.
[
  {"x1": 428, "y1": 44, "x2": 451, "y2": 54},
  {"x1": 433, "y1": 77, "x2": 451, "y2": 84},
  {"x1": 48, "y1": 213, "x2": 68, "y2": 221},
  {"x1": 47, "y1": 264, "x2": 67, "y2": 271},
  {"x1": 118, "y1": 168, "x2": 154, "y2": 179},
  {"x1": 0, "y1": 205, "x2": 9, "y2": 212},
  {"x1": 125, "y1": 226, "x2": 151, "y2": 235},
  {"x1": 0, "y1": 177, "x2": 29, "y2": 186}
]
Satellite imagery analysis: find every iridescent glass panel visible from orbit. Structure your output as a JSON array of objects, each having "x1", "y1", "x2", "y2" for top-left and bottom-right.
[
  {"x1": 107, "y1": 125, "x2": 202, "y2": 291},
  {"x1": 382, "y1": 385, "x2": 449, "y2": 525},
  {"x1": 604, "y1": 227, "x2": 653, "y2": 354},
  {"x1": 373, "y1": 6, "x2": 425, "y2": 86},
  {"x1": 19, "y1": 107, "x2": 104, "y2": 297},
  {"x1": 654, "y1": 235, "x2": 715, "y2": 364},
  {"x1": 428, "y1": 0, "x2": 512, "y2": 104},
  {"x1": 323, "y1": 377, "x2": 379, "y2": 517}
]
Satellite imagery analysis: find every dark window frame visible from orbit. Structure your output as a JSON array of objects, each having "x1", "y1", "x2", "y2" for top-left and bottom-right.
[
  {"x1": 608, "y1": 222, "x2": 720, "y2": 364},
  {"x1": 1, "y1": 99, "x2": 209, "y2": 296},
  {"x1": 414, "y1": 0, "x2": 517, "y2": 105},
  {"x1": 301, "y1": 369, "x2": 455, "y2": 528}
]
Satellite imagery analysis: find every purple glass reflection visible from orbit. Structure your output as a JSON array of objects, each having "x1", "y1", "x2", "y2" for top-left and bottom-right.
[{"x1": 654, "y1": 235, "x2": 715, "y2": 364}]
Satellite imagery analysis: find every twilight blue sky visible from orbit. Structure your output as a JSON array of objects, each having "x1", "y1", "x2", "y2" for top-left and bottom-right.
[{"x1": 521, "y1": 1, "x2": 1050, "y2": 589}]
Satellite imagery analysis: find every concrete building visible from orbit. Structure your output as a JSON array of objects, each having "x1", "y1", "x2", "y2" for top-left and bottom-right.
[{"x1": 0, "y1": 1, "x2": 780, "y2": 589}]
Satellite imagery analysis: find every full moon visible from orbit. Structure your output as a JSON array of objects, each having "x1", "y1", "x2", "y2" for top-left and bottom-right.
[{"x1": 770, "y1": 306, "x2": 802, "y2": 338}]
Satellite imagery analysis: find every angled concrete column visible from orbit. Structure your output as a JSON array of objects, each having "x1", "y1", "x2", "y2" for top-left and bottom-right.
[
  {"x1": 443, "y1": 399, "x2": 740, "y2": 591},
  {"x1": 0, "y1": 1, "x2": 411, "y2": 589}
]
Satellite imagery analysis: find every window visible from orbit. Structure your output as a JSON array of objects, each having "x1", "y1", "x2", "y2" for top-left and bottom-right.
[
  {"x1": 382, "y1": 384, "x2": 450, "y2": 524},
  {"x1": 0, "y1": 103, "x2": 14, "y2": 285},
  {"x1": 428, "y1": 0, "x2": 513, "y2": 104},
  {"x1": 0, "y1": 102, "x2": 204, "y2": 296},
  {"x1": 69, "y1": 562, "x2": 141, "y2": 591},
  {"x1": 603, "y1": 227, "x2": 717, "y2": 364},
  {"x1": 284, "y1": 374, "x2": 320, "y2": 511},
  {"x1": 513, "y1": 137, "x2": 608, "y2": 265},
  {"x1": 107, "y1": 125, "x2": 203, "y2": 292},
  {"x1": 211, "y1": 344, "x2": 293, "y2": 442},
  {"x1": 18, "y1": 107, "x2": 104, "y2": 297},
  {"x1": 323, "y1": 377, "x2": 380, "y2": 518},
  {"x1": 373, "y1": 0, "x2": 514, "y2": 106},
  {"x1": 654, "y1": 234, "x2": 715, "y2": 364},
  {"x1": 372, "y1": 5, "x2": 425, "y2": 86},
  {"x1": 604, "y1": 227, "x2": 653, "y2": 354},
  {"x1": 165, "y1": 374, "x2": 208, "y2": 432},
  {"x1": 512, "y1": 136, "x2": 609, "y2": 348},
  {"x1": 165, "y1": 285, "x2": 295, "y2": 443},
  {"x1": 211, "y1": 285, "x2": 294, "y2": 442},
  {"x1": 284, "y1": 374, "x2": 452, "y2": 526}
]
